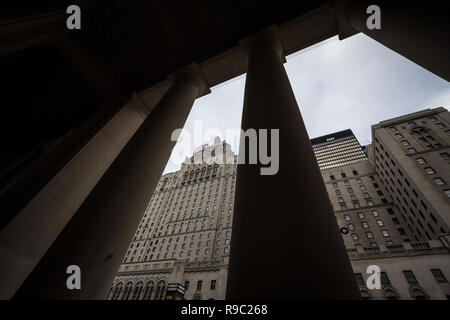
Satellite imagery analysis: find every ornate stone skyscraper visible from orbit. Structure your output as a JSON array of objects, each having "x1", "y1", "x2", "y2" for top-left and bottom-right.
[{"x1": 109, "y1": 138, "x2": 237, "y2": 300}]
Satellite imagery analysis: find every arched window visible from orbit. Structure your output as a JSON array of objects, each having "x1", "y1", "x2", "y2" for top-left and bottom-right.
[
  {"x1": 193, "y1": 291, "x2": 202, "y2": 300},
  {"x1": 131, "y1": 282, "x2": 144, "y2": 300},
  {"x1": 111, "y1": 282, "x2": 123, "y2": 300},
  {"x1": 155, "y1": 280, "x2": 166, "y2": 300},
  {"x1": 411, "y1": 287, "x2": 428, "y2": 300},
  {"x1": 142, "y1": 281, "x2": 155, "y2": 300},
  {"x1": 122, "y1": 282, "x2": 133, "y2": 300},
  {"x1": 383, "y1": 288, "x2": 399, "y2": 300},
  {"x1": 360, "y1": 289, "x2": 372, "y2": 300}
]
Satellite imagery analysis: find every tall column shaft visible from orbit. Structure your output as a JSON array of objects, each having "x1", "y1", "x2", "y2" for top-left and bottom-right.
[
  {"x1": 14, "y1": 66, "x2": 207, "y2": 299},
  {"x1": 335, "y1": 0, "x2": 450, "y2": 81},
  {"x1": 226, "y1": 28, "x2": 359, "y2": 299}
]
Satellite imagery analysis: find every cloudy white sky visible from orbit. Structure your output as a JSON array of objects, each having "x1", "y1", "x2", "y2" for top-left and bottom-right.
[{"x1": 163, "y1": 33, "x2": 450, "y2": 174}]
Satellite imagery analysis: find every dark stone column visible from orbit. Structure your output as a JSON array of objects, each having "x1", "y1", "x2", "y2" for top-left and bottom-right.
[
  {"x1": 335, "y1": 0, "x2": 450, "y2": 81},
  {"x1": 226, "y1": 27, "x2": 359, "y2": 299},
  {"x1": 14, "y1": 64, "x2": 209, "y2": 299},
  {"x1": 0, "y1": 10, "x2": 65, "y2": 57}
]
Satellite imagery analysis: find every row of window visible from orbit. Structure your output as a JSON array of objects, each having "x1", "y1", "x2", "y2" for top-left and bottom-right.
[
  {"x1": 110, "y1": 280, "x2": 166, "y2": 300},
  {"x1": 184, "y1": 279, "x2": 216, "y2": 292},
  {"x1": 350, "y1": 229, "x2": 389, "y2": 241},
  {"x1": 340, "y1": 200, "x2": 374, "y2": 210},
  {"x1": 330, "y1": 170, "x2": 361, "y2": 181},
  {"x1": 373, "y1": 139, "x2": 446, "y2": 241},
  {"x1": 355, "y1": 268, "x2": 447, "y2": 287}
]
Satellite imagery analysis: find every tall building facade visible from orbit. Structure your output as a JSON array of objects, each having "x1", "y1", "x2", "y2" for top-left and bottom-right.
[
  {"x1": 108, "y1": 137, "x2": 237, "y2": 300},
  {"x1": 109, "y1": 108, "x2": 450, "y2": 300},
  {"x1": 370, "y1": 107, "x2": 450, "y2": 241},
  {"x1": 312, "y1": 107, "x2": 450, "y2": 300}
]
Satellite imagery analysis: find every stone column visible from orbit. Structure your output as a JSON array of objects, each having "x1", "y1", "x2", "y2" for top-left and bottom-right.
[
  {"x1": 14, "y1": 64, "x2": 209, "y2": 299},
  {"x1": 335, "y1": 0, "x2": 450, "y2": 82},
  {"x1": 0, "y1": 10, "x2": 65, "y2": 57},
  {"x1": 226, "y1": 27, "x2": 359, "y2": 299}
]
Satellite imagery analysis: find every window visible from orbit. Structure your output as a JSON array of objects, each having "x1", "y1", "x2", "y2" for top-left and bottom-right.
[
  {"x1": 434, "y1": 178, "x2": 445, "y2": 186},
  {"x1": 210, "y1": 280, "x2": 217, "y2": 290},
  {"x1": 330, "y1": 175, "x2": 336, "y2": 181},
  {"x1": 354, "y1": 273, "x2": 364, "y2": 285},
  {"x1": 338, "y1": 197, "x2": 344, "y2": 203},
  {"x1": 335, "y1": 190, "x2": 341, "y2": 195},
  {"x1": 372, "y1": 210, "x2": 379, "y2": 217},
  {"x1": 424, "y1": 167, "x2": 435, "y2": 175},
  {"x1": 440, "y1": 152, "x2": 449, "y2": 160},
  {"x1": 344, "y1": 180, "x2": 350, "y2": 186},
  {"x1": 341, "y1": 205, "x2": 347, "y2": 210},
  {"x1": 362, "y1": 222, "x2": 369, "y2": 229},
  {"x1": 376, "y1": 220, "x2": 384, "y2": 227},
  {"x1": 197, "y1": 280, "x2": 203, "y2": 290},
  {"x1": 389, "y1": 126, "x2": 397, "y2": 132},
  {"x1": 332, "y1": 182, "x2": 338, "y2": 188},
  {"x1": 403, "y1": 270, "x2": 417, "y2": 284},
  {"x1": 341, "y1": 173, "x2": 347, "y2": 178},
  {"x1": 184, "y1": 281, "x2": 190, "y2": 290},
  {"x1": 444, "y1": 189, "x2": 450, "y2": 198},
  {"x1": 411, "y1": 288, "x2": 427, "y2": 300},
  {"x1": 394, "y1": 133, "x2": 403, "y2": 139},
  {"x1": 398, "y1": 228, "x2": 406, "y2": 235},
  {"x1": 358, "y1": 212, "x2": 365, "y2": 219},
  {"x1": 352, "y1": 233, "x2": 359, "y2": 240},
  {"x1": 436, "y1": 122, "x2": 446, "y2": 129},
  {"x1": 366, "y1": 232, "x2": 374, "y2": 239},
  {"x1": 344, "y1": 214, "x2": 351, "y2": 221},
  {"x1": 428, "y1": 116, "x2": 437, "y2": 122},
  {"x1": 416, "y1": 157, "x2": 426, "y2": 164},
  {"x1": 356, "y1": 178, "x2": 362, "y2": 183},
  {"x1": 347, "y1": 187, "x2": 353, "y2": 193},
  {"x1": 431, "y1": 269, "x2": 447, "y2": 283},
  {"x1": 360, "y1": 185, "x2": 366, "y2": 191},
  {"x1": 353, "y1": 170, "x2": 359, "y2": 176},
  {"x1": 380, "y1": 272, "x2": 391, "y2": 285},
  {"x1": 408, "y1": 148, "x2": 416, "y2": 153},
  {"x1": 360, "y1": 290, "x2": 372, "y2": 300},
  {"x1": 408, "y1": 121, "x2": 416, "y2": 127},
  {"x1": 348, "y1": 224, "x2": 355, "y2": 230},
  {"x1": 401, "y1": 140, "x2": 409, "y2": 146},
  {"x1": 382, "y1": 230, "x2": 390, "y2": 237}
]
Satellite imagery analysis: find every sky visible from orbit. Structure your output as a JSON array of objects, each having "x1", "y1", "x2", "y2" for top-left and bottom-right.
[{"x1": 163, "y1": 33, "x2": 450, "y2": 174}]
